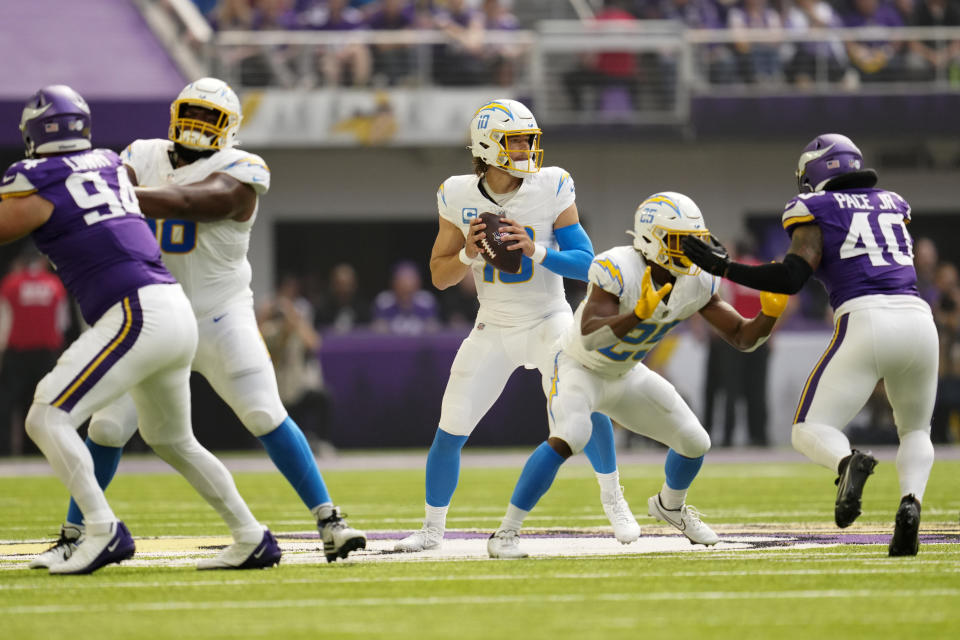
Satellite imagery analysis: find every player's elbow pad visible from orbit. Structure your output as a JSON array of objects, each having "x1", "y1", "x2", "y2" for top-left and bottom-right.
[{"x1": 724, "y1": 254, "x2": 813, "y2": 295}]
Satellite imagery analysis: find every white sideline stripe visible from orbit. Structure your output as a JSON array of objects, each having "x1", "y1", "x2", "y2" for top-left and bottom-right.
[
  {"x1": 3, "y1": 588, "x2": 959, "y2": 615},
  {"x1": 2, "y1": 566, "x2": 958, "y2": 592}
]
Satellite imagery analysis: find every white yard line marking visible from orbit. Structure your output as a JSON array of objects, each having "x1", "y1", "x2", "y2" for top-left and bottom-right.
[
  {"x1": 2, "y1": 565, "x2": 958, "y2": 591},
  {"x1": 3, "y1": 589, "x2": 960, "y2": 615}
]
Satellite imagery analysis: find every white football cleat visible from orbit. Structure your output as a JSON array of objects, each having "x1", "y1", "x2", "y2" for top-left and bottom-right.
[
  {"x1": 48, "y1": 521, "x2": 135, "y2": 575},
  {"x1": 196, "y1": 528, "x2": 281, "y2": 570},
  {"x1": 318, "y1": 507, "x2": 366, "y2": 562},
  {"x1": 601, "y1": 487, "x2": 641, "y2": 544},
  {"x1": 647, "y1": 493, "x2": 720, "y2": 546},
  {"x1": 29, "y1": 524, "x2": 82, "y2": 570},
  {"x1": 394, "y1": 525, "x2": 444, "y2": 552},
  {"x1": 487, "y1": 529, "x2": 528, "y2": 559}
]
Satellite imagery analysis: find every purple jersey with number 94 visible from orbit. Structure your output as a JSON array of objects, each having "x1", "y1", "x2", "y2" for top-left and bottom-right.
[
  {"x1": 781, "y1": 187, "x2": 919, "y2": 309},
  {"x1": 0, "y1": 148, "x2": 174, "y2": 324}
]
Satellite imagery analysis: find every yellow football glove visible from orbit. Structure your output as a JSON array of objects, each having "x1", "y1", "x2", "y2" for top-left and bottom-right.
[
  {"x1": 760, "y1": 291, "x2": 789, "y2": 318},
  {"x1": 634, "y1": 266, "x2": 672, "y2": 320}
]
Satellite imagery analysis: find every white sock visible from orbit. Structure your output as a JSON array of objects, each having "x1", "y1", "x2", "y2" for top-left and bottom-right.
[
  {"x1": 896, "y1": 430, "x2": 934, "y2": 503},
  {"x1": 659, "y1": 483, "x2": 687, "y2": 510},
  {"x1": 86, "y1": 520, "x2": 117, "y2": 536},
  {"x1": 500, "y1": 503, "x2": 529, "y2": 532},
  {"x1": 596, "y1": 470, "x2": 621, "y2": 497},
  {"x1": 424, "y1": 504, "x2": 449, "y2": 530},
  {"x1": 311, "y1": 502, "x2": 335, "y2": 522},
  {"x1": 25, "y1": 404, "x2": 117, "y2": 526},
  {"x1": 791, "y1": 422, "x2": 851, "y2": 472},
  {"x1": 150, "y1": 438, "x2": 262, "y2": 543}
]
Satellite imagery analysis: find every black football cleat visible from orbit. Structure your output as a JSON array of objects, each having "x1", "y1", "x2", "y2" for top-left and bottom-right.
[
  {"x1": 834, "y1": 449, "x2": 878, "y2": 528},
  {"x1": 888, "y1": 494, "x2": 921, "y2": 557}
]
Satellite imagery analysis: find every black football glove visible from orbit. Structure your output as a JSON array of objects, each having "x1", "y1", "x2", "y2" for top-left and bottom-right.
[{"x1": 681, "y1": 234, "x2": 730, "y2": 277}]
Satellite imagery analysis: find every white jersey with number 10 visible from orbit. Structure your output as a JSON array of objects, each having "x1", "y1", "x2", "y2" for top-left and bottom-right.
[{"x1": 437, "y1": 166, "x2": 576, "y2": 327}]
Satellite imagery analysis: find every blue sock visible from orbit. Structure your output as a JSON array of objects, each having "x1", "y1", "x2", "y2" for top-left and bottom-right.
[
  {"x1": 66, "y1": 437, "x2": 123, "y2": 525},
  {"x1": 425, "y1": 429, "x2": 468, "y2": 507},
  {"x1": 583, "y1": 413, "x2": 617, "y2": 474},
  {"x1": 258, "y1": 417, "x2": 331, "y2": 510},
  {"x1": 664, "y1": 449, "x2": 704, "y2": 490},
  {"x1": 510, "y1": 442, "x2": 566, "y2": 511}
]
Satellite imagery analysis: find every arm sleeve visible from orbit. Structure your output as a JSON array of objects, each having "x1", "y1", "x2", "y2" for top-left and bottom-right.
[
  {"x1": 724, "y1": 253, "x2": 814, "y2": 295},
  {"x1": 540, "y1": 222, "x2": 595, "y2": 281}
]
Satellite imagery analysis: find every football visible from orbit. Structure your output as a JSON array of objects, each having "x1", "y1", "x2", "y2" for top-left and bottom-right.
[{"x1": 477, "y1": 212, "x2": 523, "y2": 274}]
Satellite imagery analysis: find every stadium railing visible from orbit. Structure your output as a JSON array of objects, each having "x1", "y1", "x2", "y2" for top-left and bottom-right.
[{"x1": 136, "y1": 12, "x2": 960, "y2": 129}]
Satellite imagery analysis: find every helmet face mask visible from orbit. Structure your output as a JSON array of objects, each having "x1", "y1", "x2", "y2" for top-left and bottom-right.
[
  {"x1": 20, "y1": 85, "x2": 92, "y2": 158},
  {"x1": 628, "y1": 192, "x2": 710, "y2": 277},
  {"x1": 795, "y1": 133, "x2": 864, "y2": 193},
  {"x1": 470, "y1": 99, "x2": 542, "y2": 178},
  {"x1": 169, "y1": 78, "x2": 241, "y2": 151}
]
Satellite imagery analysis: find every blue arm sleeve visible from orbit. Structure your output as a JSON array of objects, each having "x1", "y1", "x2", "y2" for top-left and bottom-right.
[{"x1": 540, "y1": 223, "x2": 595, "y2": 281}]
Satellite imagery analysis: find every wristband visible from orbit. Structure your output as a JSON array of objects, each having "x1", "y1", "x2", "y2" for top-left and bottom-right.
[
  {"x1": 531, "y1": 243, "x2": 547, "y2": 264},
  {"x1": 458, "y1": 247, "x2": 474, "y2": 266}
]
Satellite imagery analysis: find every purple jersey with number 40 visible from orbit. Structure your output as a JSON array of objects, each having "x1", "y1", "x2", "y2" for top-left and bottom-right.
[
  {"x1": 0, "y1": 148, "x2": 174, "y2": 324},
  {"x1": 781, "y1": 188, "x2": 919, "y2": 309}
]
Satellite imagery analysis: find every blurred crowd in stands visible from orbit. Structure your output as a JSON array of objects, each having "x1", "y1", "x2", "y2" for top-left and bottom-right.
[{"x1": 193, "y1": 0, "x2": 960, "y2": 90}]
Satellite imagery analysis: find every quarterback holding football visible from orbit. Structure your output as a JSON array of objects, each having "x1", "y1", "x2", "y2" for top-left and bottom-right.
[{"x1": 395, "y1": 98, "x2": 641, "y2": 552}]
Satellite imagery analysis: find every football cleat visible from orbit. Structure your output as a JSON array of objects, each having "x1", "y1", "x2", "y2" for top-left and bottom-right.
[
  {"x1": 647, "y1": 494, "x2": 720, "y2": 546},
  {"x1": 888, "y1": 494, "x2": 921, "y2": 557},
  {"x1": 394, "y1": 525, "x2": 444, "y2": 552},
  {"x1": 835, "y1": 449, "x2": 878, "y2": 528},
  {"x1": 29, "y1": 524, "x2": 82, "y2": 570},
  {"x1": 197, "y1": 528, "x2": 281, "y2": 570},
  {"x1": 48, "y1": 521, "x2": 135, "y2": 575},
  {"x1": 318, "y1": 507, "x2": 366, "y2": 562},
  {"x1": 487, "y1": 529, "x2": 528, "y2": 559},
  {"x1": 601, "y1": 487, "x2": 641, "y2": 544}
]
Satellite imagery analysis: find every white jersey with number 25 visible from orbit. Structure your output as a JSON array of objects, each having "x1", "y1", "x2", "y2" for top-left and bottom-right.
[{"x1": 563, "y1": 246, "x2": 718, "y2": 378}]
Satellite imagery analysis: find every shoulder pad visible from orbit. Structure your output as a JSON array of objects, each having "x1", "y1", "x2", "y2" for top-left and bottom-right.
[{"x1": 589, "y1": 252, "x2": 626, "y2": 297}]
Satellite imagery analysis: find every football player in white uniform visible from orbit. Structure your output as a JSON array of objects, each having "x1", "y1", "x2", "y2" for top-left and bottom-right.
[
  {"x1": 30, "y1": 78, "x2": 365, "y2": 570},
  {"x1": 396, "y1": 99, "x2": 640, "y2": 552},
  {"x1": 487, "y1": 192, "x2": 788, "y2": 558}
]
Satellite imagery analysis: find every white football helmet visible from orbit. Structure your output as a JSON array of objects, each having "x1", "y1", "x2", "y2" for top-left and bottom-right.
[
  {"x1": 628, "y1": 192, "x2": 711, "y2": 276},
  {"x1": 168, "y1": 77, "x2": 241, "y2": 151},
  {"x1": 469, "y1": 99, "x2": 542, "y2": 177}
]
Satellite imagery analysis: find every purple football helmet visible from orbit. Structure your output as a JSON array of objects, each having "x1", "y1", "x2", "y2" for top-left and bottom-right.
[
  {"x1": 795, "y1": 133, "x2": 865, "y2": 193},
  {"x1": 19, "y1": 85, "x2": 92, "y2": 158}
]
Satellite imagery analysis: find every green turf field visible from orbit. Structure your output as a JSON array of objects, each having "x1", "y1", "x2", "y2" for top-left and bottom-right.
[{"x1": 1, "y1": 455, "x2": 959, "y2": 640}]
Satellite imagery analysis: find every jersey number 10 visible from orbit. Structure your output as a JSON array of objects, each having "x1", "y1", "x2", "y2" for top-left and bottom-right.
[
  {"x1": 482, "y1": 226, "x2": 535, "y2": 284},
  {"x1": 145, "y1": 218, "x2": 198, "y2": 254}
]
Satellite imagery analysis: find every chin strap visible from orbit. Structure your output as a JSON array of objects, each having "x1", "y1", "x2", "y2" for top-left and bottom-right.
[{"x1": 170, "y1": 143, "x2": 217, "y2": 166}]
